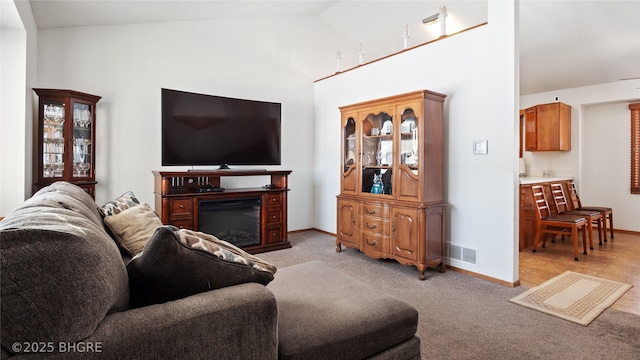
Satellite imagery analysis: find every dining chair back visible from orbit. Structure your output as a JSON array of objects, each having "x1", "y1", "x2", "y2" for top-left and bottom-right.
[
  {"x1": 531, "y1": 185, "x2": 589, "y2": 261},
  {"x1": 569, "y1": 182, "x2": 614, "y2": 240},
  {"x1": 550, "y1": 183, "x2": 602, "y2": 248}
]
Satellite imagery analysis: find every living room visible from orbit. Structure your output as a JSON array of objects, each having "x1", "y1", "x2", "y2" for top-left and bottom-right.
[{"x1": 2, "y1": 0, "x2": 639, "y2": 288}]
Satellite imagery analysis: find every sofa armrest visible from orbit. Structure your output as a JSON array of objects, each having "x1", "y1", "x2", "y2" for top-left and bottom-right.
[{"x1": 80, "y1": 283, "x2": 277, "y2": 360}]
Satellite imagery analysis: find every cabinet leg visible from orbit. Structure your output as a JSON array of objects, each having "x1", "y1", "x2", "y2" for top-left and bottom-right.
[
  {"x1": 417, "y1": 264, "x2": 427, "y2": 280},
  {"x1": 336, "y1": 242, "x2": 342, "y2": 253}
]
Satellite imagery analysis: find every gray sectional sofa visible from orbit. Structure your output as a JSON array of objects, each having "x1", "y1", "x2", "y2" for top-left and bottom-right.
[{"x1": 0, "y1": 182, "x2": 421, "y2": 359}]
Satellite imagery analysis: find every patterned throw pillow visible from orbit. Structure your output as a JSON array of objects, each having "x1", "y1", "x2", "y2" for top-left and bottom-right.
[
  {"x1": 127, "y1": 226, "x2": 276, "y2": 308},
  {"x1": 98, "y1": 191, "x2": 140, "y2": 217},
  {"x1": 176, "y1": 229, "x2": 277, "y2": 274}
]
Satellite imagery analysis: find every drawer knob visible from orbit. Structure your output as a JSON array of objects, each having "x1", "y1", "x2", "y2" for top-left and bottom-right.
[
  {"x1": 365, "y1": 222, "x2": 377, "y2": 229},
  {"x1": 365, "y1": 238, "x2": 378, "y2": 246},
  {"x1": 365, "y1": 208, "x2": 377, "y2": 215},
  {"x1": 179, "y1": 204, "x2": 185, "y2": 209},
  {"x1": 272, "y1": 215, "x2": 276, "y2": 219}
]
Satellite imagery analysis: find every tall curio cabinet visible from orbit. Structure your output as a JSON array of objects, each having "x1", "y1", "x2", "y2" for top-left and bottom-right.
[
  {"x1": 34, "y1": 89, "x2": 102, "y2": 198},
  {"x1": 336, "y1": 90, "x2": 447, "y2": 280}
]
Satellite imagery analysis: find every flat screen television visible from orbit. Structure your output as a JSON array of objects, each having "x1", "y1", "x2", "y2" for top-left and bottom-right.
[{"x1": 161, "y1": 88, "x2": 281, "y2": 168}]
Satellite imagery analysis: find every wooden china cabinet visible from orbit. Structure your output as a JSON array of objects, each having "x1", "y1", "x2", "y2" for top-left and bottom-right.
[
  {"x1": 33, "y1": 89, "x2": 101, "y2": 197},
  {"x1": 336, "y1": 90, "x2": 447, "y2": 280}
]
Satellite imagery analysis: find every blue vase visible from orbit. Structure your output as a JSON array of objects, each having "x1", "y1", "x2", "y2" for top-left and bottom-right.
[{"x1": 370, "y1": 174, "x2": 384, "y2": 194}]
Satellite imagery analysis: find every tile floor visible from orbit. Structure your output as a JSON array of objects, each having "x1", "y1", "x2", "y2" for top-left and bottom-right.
[{"x1": 519, "y1": 231, "x2": 640, "y2": 315}]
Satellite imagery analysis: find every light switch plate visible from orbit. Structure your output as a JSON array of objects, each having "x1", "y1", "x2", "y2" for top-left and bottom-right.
[{"x1": 473, "y1": 140, "x2": 488, "y2": 155}]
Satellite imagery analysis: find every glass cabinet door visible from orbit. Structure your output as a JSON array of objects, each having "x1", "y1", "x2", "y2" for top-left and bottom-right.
[
  {"x1": 72, "y1": 102, "x2": 94, "y2": 179},
  {"x1": 341, "y1": 114, "x2": 358, "y2": 194},
  {"x1": 360, "y1": 109, "x2": 394, "y2": 195},
  {"x1": 42, "y1": 101, "x2": 66, "y2": 179},
  {"x1": 399, "y1": 106, "x2": 419, "y2": 174},
  {"x1": 395, "y1": 102, "x2": 423, "y2": 202}
]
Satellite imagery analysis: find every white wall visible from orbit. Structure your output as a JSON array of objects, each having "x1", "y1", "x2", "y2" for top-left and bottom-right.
[
  {"x1": 521, "y1": 81, "x2": 640, "y2": 231},
  {"x1": 314, "y1": 1, "x2": 520, "y2": 283},
  {"x1": 33, "y1": 16, "x2": 354, "y2": 231},
  {"x1": 0, "y1": 29, "x2": 26, "y2": 215},
  {"x1": 0, "y1": 0, "x2": 37, "y2": 216},
  {"x1": 582, "y1": 102, "x2": 640, "y2": 232}
]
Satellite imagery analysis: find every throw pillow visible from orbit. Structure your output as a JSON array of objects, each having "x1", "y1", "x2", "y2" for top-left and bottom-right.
[
  {"x1": 103, "y1": 203, "x2": 163, "y2": 256},
  {"x1": 127, "y1": 226, "x2": 277, "y2": 308},
  {"x1": 98, "y1": 191, "x2": 140, "y2": 217}
]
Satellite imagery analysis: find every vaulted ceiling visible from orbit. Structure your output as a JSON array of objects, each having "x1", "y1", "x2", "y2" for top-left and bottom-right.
[{"x1": 7, "y1": 1, "x2": 640, "y2": 95}]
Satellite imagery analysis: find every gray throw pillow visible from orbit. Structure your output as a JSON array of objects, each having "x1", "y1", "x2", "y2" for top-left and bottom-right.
[{"x1": 127, "y1": 226, "x2": 276, "y2": 308}]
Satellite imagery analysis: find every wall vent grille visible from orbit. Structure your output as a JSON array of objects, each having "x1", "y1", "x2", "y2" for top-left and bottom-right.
[{"x1": 446, "y1": 242, "x2": 478, "y2": 266}]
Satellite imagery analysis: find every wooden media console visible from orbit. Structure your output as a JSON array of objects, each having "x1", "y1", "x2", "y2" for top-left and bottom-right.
[{"x1": 153, "y1": 170, "x2": 292, "y2": 254}]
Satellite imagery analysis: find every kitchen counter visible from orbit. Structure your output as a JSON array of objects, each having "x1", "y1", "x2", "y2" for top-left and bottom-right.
[{"x1": 519, "y1": 176, "x2": 573, "y2": 185}]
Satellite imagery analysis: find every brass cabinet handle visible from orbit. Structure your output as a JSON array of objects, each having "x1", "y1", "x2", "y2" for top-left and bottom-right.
[
  {"x1": 365, "y1": 222, "x2": 377, "y2": 229},
  {"x1": 365, "y1": 238, "x2": 378, "y2": 246},
  {"x1": 365, "y1": 208, "x2": 377, "y2": 215}
]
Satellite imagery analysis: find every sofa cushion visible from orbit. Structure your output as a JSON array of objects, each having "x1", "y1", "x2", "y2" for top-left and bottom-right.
[
  {"x1": 98, "y1": 190, "x2": 140, "y2": 217},
  {"x1": 268, "y1": 261, "x2": 419, "y2": 360},
  {"x1": 0, "y1": 183, "x2": 129, "y2": 349},
  {"x1": 127, "y1": 226, "x2": 277, "y2": 308},
  {"x1": 103, "y1": 203, "x2": 162, "y2": 256}
]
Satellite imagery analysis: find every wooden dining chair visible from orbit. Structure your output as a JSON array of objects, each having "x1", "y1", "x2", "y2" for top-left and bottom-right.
[
  {"x1": 550, "y1": 183, "x2": 602, "y2": 248},
  {"x1": 531, "y1": 185, "x2": 589, "y2": 261},
  {"x1": 569, "y1": 182, "x2": 614, "y2": 241}
]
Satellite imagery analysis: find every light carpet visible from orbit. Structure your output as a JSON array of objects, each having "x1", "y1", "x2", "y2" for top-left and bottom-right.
[
  {"x1": 260, "y1": 231, "x2": 640, "y2": 359},
  {"x1": 510, "y1": 271, "x2": 632, "y2": 326}
]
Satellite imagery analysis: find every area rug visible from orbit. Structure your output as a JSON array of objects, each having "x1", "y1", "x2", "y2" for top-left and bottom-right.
[{"x1": 509, "y1": 271, "x2": 632, "y2": 326}]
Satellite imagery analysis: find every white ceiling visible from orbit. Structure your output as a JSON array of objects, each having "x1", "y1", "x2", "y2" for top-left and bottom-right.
[{"x1": 9, "y1": 1, "x2": 640, "y2": 95}]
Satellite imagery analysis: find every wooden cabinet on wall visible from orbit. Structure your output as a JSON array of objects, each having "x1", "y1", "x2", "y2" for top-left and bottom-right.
[
  {"x1": 336, "y1": 90, "x2": 447, "y2": 280},
  {"x1": 33, "y1": 89, "x2": 101, "y2": 197},
  {"x1": 524, "y1": 102, "x2": 571, "y2": 151}
]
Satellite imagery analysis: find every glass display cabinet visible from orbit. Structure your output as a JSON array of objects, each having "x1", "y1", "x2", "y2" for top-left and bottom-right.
[
  {"x1": 337, "y1": 90, "x2": 447, "y2": 280},
  {"x1": 34, "y1": 89, "x2": 102, "y2": 198}
]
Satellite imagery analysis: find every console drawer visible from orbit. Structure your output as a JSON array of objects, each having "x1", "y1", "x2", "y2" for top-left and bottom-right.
[
  {"x1": 266, "y1": 208, "x2": 282, "y2": 224},
  {"x1": 170, "y1": 197, "x2": 193, "y2": 218},
  {"x1": 266, "y1": 225, "x2": 283, "y2": 243},
  {"x1": 266, "y1": 193, "x2": 282, "y2": 206},
  {"x1": 171, "y1": 219, "x2": 193, "y2": 230}
]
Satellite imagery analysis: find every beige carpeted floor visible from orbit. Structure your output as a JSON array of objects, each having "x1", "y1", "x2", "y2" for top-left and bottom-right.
[{"x1": 259, "y1": 230, "x2": 640, "y2": 360}]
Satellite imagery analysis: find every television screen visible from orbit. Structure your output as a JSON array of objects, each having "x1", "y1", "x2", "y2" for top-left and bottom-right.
[{"x1": 161, "y1": 88, "x2": 281, "y2": 167}]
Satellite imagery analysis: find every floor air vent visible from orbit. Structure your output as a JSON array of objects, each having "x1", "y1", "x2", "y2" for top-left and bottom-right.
[{"x1": 446, "y1": 242, "x2": 478, "y2": 266}]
